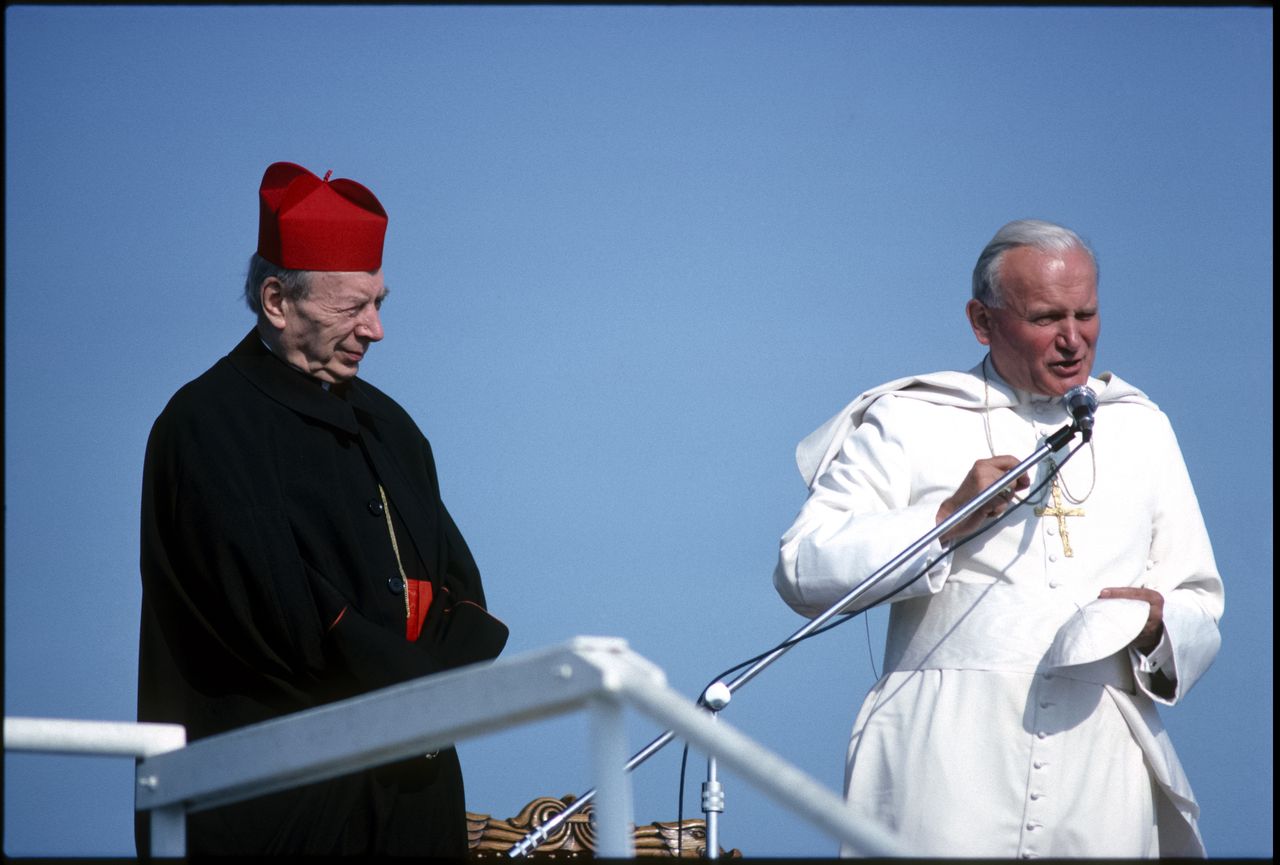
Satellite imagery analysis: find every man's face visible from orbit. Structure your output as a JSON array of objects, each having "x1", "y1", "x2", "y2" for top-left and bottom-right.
[
  {"x1": 966, "y1": 245, "x2": 1100, "y2": 397},
  {"x1": 272, "y1": 269, "x2": 387, "y2": 384}
]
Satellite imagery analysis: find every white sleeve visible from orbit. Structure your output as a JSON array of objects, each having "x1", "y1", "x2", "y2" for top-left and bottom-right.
[
  {"x1": 1130, "y1": 412, "x2": 1224, "y2": 705},
  {"x1": 774, "y1": 396, "x2": 953, "y2": 619}
]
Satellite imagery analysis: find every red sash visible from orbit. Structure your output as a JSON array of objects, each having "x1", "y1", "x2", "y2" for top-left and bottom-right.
[{"x1": 404, "y1": 578, "x2": 434, "y2": 642}]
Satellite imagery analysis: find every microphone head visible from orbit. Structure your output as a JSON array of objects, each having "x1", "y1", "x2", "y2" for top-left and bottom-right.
[{"x1": 1064, "y1": 385, "x2": 1098, "y2": 437}]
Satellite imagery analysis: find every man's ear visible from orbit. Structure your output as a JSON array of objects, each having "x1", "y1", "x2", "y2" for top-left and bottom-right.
[
  {"x1": 260, "y1": 278, "x2": 288, "y2": 330},
  {"x1": 966, "y1": 299, "x2": 993, "y2": 346}
]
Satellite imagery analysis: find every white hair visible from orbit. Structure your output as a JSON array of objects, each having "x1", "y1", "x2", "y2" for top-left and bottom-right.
[
  {"x1": 242, "y1": 253, "x2": 311, "y2": 315},
  {"x1": 971, "y1": 219, "x2": 1098, "y2": 307}
]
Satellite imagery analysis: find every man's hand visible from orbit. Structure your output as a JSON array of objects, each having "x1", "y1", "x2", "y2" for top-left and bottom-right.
[
  {"x1": 1099, "y1": 587, "x2": 1165, "y2": 651},
  {"x1": 936, "y1": 456, "x2": 1030, "y2": 545}
]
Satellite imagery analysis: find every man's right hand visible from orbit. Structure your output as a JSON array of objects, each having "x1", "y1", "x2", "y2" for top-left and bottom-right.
[{"x1": 936, "y1": 455, "x2": 1029, "y2": 545}]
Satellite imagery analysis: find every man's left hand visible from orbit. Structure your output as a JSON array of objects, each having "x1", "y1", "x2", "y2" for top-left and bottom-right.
[{"x1": 1098, "y1": 587, "x2": 1164, "y2": 651}]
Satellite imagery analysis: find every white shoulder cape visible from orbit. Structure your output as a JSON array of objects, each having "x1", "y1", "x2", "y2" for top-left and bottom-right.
[{"x1": 796, "y1": 362, "x2": 1157, "y2": 489}]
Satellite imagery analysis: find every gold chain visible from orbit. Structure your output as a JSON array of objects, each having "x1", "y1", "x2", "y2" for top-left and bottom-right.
[
  {"x1": 982, "y1": 354, "x2": 1095, "y2": 504},
  {"x1": 1054, "y1": 450, "x2": 1096, "y2": 504},
  {"x1": 378, "y1": 484, "x2": 410, "y2": 618}
]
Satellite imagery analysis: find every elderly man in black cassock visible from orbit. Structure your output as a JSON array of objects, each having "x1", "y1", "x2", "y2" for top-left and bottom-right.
[{"x1": 136, "y1": 162, "x2": 508, "y2": 856}]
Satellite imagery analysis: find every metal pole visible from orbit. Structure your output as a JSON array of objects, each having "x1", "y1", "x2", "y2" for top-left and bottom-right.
[
  {"x1": 509, "y1": 422, "x2": 1079, "y2": 856},
  {"x1": 148, "y1": 805, "x2": 186, "y2": 857},
  {"x1": 712, "y1": 423, "x2": 1076, "y2": 701},
  {"x1": 4, "y1": 716, "x2": 185, "y2": 757},
  {"x1": 703, "y1": 750, "x2": 723, "y2": 859},
  {"x1": 589, "y1": 696, "x2": 634, "y2": 858},
  {"x1": 506, "y1": 729, "x2": 676, "y2": 856},
  {"x1": 701, "y1": 682, "x2": 730, "y2": 859}
]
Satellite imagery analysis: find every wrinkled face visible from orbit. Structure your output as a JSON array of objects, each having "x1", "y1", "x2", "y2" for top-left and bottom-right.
[
  {"x1": 966, "y1": 245, "x2": 1100, "y2": 397},
  {"x1": 269, "y1": 269, "x2": 387, "y2": 384}
]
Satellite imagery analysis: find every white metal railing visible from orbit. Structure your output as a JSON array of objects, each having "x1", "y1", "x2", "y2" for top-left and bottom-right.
[{"x1": 5, "y1": 635, "x2": 903, "y2": 858}]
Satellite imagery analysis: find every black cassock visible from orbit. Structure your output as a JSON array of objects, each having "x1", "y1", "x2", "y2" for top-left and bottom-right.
[{"x1": 137, "y1": 330, "x2": 507, "y2": 856}]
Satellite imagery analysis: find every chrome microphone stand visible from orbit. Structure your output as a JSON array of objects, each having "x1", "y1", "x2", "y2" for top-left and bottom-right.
[
  {"x1": 700, "y1": 682, "x2": 731, "y2": 858},
  {"x1": 507, "y1": 416, "x2": 1089, "y2": 857}
]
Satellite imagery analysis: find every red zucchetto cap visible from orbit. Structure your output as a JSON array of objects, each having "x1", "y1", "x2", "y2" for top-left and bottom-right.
[{"x1": 256, "y1": 162, "x2": 388, "y2": 271}]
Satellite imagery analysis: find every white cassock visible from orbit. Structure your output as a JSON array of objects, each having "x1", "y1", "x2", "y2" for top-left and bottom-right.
[{"x1": 774, "y1": 360, "x2": 1223, "y2": 858}]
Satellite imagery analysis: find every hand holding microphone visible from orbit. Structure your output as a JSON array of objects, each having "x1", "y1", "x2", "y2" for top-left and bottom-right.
[{"x1": 936, "y1": 455, "x2": 1031, "y2": 544}]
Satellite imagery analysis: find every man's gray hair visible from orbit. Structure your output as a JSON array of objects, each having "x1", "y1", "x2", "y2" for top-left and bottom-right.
[
  {"x1": 971, "y1": 219, "x2": 1098, "y2": 308},
  {"x1": 243, "y1": 253, "x2": 311, "y2": 315}
]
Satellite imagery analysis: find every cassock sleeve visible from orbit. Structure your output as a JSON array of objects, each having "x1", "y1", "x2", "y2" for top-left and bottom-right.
[
  {"x1": 314, "y1": 504, "x2": 508, "y2": 691},
  {"x1": 1129, "y1": 413, "x2": 1223, "y2": 705},
  {"x1": 774, "y1": 396, "x2": 954, "y2": 619},
  {"x1": 359, "y1": 429, "x2": 508, "y2": 674}
]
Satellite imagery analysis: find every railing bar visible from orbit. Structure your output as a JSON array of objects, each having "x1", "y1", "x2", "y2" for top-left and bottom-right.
[
  {"x1": 4, "y1": 638, "x2": 907, "y2": 858},
  {"x1": 4, "y1": 716, "x2": 186, "y2": 758}
]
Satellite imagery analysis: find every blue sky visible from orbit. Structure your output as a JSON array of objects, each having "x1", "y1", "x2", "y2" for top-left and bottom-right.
[{"x1": 4, "y1": 5, "x2": 1272, "y2": 857}]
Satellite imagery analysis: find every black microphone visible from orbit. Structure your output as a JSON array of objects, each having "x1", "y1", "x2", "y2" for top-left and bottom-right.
[{"x1": 1064, "y1": 385, "x2": 1098, "y2": 441}]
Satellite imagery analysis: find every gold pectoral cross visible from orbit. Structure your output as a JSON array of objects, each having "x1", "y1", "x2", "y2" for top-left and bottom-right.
[{"x1": 1035, "y1": 479, "x2": 1086, "y2": 557}]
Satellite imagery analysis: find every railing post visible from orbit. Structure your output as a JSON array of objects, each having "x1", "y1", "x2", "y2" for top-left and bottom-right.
[
  {"x1": 588, "y1": 695, "x2": 634, "y2": 858},
  {"x1": 147, "y1": 804, "x2": 186, "y2": 857}
]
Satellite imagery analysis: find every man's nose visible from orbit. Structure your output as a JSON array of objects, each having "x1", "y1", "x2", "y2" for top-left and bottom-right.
[
  {"x1": 1057, "y1": 318, "x2": 1080, "y2": 349},
  {"x1": 357, "y1": 307, "x2": 384, "y2": 342}
]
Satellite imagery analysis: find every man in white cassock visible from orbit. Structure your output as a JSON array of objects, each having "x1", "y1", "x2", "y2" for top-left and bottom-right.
[{"x1": 774, "y1": 219, "x2": 1223, "y2": 858}]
